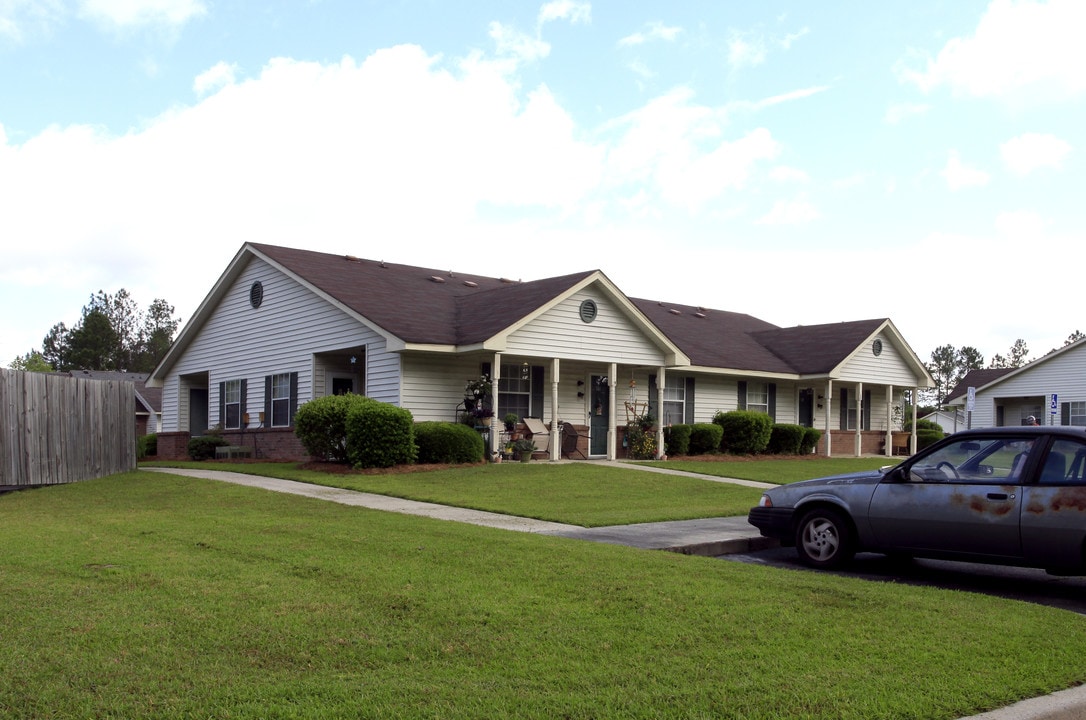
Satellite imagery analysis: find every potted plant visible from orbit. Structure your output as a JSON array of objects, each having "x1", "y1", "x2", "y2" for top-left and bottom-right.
[
  {"x1": 502, "y1": 413, "x2": 519, "y2": 432},
  {"x1": 472, "y1": 405, "x2": 494, "y2": 427},
  {"x1": 513, "y1": 437, "x2": 536, "y2": 463}
]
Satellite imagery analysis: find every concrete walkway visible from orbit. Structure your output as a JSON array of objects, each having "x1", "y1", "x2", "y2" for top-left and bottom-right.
[{"x1": 144, "y1": 462, "x2": 1086, "y2": 720}]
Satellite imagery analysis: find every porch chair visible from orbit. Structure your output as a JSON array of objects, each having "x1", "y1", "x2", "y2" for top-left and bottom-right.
[
  {"x1": 561, "y1": 422, "x2": 588, "y2": 459},
  {"x1": 522, "y1": 417, "x2": 551, "y2": 456}
]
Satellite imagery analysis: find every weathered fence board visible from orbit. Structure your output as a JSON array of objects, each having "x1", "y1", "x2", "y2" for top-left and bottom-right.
[{"x1": 0, "y1": 368, "x2": 136, "y2": 487}]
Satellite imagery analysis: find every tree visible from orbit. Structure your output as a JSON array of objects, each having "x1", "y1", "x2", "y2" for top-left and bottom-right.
[
  {"x1": 925, "y1": 345, "x2": 985, "y2": 406},
  {"x1": 989, "y1": 338, "x2": 1030, "y2": 369},
  {"x1": 8, "y1": 350, "x2": 53, "y2": 372},
  {"x1": 35, "y1": 290, "x2": 181, "y2": 372},
  {"x1": 1067, "y1": 331, "x2": 1085, "y2": 346}
]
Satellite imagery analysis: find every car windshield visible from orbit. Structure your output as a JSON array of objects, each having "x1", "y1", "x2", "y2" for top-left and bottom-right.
[{"x1": 907, "y1": 436, "x2": 1036, "y2": 483}]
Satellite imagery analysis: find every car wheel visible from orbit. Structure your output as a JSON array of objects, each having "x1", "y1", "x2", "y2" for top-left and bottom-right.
[{"x1": 795, "y1": 507, "x2": 855, "y2": 569}]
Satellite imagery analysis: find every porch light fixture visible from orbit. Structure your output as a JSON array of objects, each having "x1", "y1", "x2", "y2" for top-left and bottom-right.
[{"x1": 521, "y1": 362, "x2": 530, "y2": 380}]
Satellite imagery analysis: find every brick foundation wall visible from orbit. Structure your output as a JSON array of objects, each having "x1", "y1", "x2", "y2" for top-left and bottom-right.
[{"x1": 155, "y1": 429, "x2": 310, "y2": 461}]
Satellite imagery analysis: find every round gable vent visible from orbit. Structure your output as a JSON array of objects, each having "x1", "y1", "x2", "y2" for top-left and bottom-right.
[
  {"x1": 872, "y1": 338, "x2": 883, "y2": 356},
  {"x1": 250, "y1": 281, "x2": 264, "y2": 309},
  {"x1": 579, "y1": 299, "x2": 598, "y2": 323}
]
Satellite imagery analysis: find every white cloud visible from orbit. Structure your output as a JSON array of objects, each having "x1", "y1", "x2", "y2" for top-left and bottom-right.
[
  {"x1": 618, "y1": 21, "x2": 682, "y2": 47},
  {"x1": 488, "y1": 21, "x2": 550, "y2": 63},
  {"x1": 883, "y1": 102, "x2": 930, "y2": 125},
  {"x1": 728, "y1": 31, "x2": 766, "y2": 69},
  {"x1": 77, "y1": 0, "x2": 207, "y2": 29},
  {"x1": 896, "y1": 0, "x2": 1086, "y2": 100},
  {"x1": 1000, "y1": 132, "x2": 1072, "y2": 175},
  {"x1": 192, "y1": 61, "x2": 238, "y2": 96},
  {"x1": 0, "y1": 0, "x2": 65, "y2": 42},
  {"x1": 769, "y1": 165, "x2": 809, "y2": 183},
  {"x1": 757, "y1": 195, "x2": 819, "y2": 225},
  {"x1": 942, "y1": 150, "x2": 990, "y2": 190},
  {"x1": 538, "y1": 0, "x2": 590, "y2": 27},
  {"x1": 746, "y1": 85, "x2": 828, "y2": 111}
]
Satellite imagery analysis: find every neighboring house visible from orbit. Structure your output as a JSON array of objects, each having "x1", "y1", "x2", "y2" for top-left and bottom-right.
[
  {"x1": 947, "y1": 340, "x2": 1086, "y2": 428},
  {"x1": 147, "y1": 243, "x2": 934, "y2": 460},
  {"x1": 68, "y1": 370, "x2": 163, "y2": 437},
  {"x1": 918, "y1": 409, "x2": 966, "y2": 435}
]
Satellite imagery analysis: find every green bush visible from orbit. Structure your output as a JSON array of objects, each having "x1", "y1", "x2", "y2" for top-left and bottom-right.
[
  {"x1": 766, "y1": 424, "x2": 805, "y2": 455},
  {"x1": 714, "y1": 410, "x2": 773, "y2": 455},
  {"x1": 687, "y1": 423, "x2": 724, "y2": 455},
  {"x1": 187, "y1": 433, "x2": 228, "y2": 461},
  {"x1": 799, "y1": 427, "x2": 822, "y2": 455},
  {"x1": 294, "y1": 394, "x2": 373, "y2": 463},
  {"x1": 917, "y1": 428, "x2": 944, "y2": 451},
  {"x1": 664, "y1": 424, "x2": 692, "y2": 456},
  {"x1": 137, "y1": 433, "x2": 158, "y2": 459},
  {"x1": 415, "y1": 422, "x2": 485, "y2": 464},
  {"x1": 346, "y1": 400, "x2": 417, "y2": 469}
]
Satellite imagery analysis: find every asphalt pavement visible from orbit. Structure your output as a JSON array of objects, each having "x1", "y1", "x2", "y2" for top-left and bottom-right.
[{"x1": 144, "y1": 462, "x2": 1086, "y2": 720}]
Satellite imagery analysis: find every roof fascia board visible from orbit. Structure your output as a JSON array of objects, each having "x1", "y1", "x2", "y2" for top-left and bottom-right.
[
  {"x1": 972, "y1": 337, "x2": 1086, "y2": 394},
  {"x1": 827, "y1": 319, "x2": 935, "y2": 387},
  {"x1": 685, "y1": 365, "x2": 800, "y2": 381}
]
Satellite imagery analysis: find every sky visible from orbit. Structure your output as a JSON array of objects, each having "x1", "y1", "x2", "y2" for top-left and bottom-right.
[{"x1": 2, "y1": 0, "x2": 1084, "y2": 370}]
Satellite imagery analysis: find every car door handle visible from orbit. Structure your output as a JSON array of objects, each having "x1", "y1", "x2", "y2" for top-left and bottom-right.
[{"x1": 987, "y1": 493, "x2": 1010, "y2": 500}]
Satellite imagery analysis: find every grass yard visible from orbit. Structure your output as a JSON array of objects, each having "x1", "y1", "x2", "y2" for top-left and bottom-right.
[
  {"x1": 144, "y1": 460, "x2": 766, "y2": 526},
  {"x1": 640, "y1": 456, "x2": 896, "y2": 484},
  {"x1": 3, "y1": 471, "x2": 1086, "y2": 719}
]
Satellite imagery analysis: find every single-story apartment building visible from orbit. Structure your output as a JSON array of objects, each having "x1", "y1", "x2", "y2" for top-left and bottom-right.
[
  {"x1": 147, "y1": 243, "x2": 934, "y2": 460},
  {"x1": 948, "y1": 339, "x2": 1086, "y2": 428}
]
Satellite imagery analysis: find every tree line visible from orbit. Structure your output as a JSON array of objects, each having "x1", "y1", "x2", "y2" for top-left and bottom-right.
[{"x1": 8, "y1": 289, "x2": 181, "y2": 375}]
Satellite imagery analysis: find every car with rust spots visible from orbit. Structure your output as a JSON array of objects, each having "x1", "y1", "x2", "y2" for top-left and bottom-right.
[{"x1": 748, "y1": 426, "x2": 1086, "y2": 573}]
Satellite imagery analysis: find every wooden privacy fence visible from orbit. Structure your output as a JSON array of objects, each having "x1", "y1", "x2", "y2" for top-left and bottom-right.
[{"x1": 1, "y1": 368, "x2": 136, "y2": 487}]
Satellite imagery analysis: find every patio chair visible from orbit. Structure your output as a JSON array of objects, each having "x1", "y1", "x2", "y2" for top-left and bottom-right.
[
  {"x1": 561, "y1": 422, "x2": 588, "y2": 459},
  {"x1": 522, "y1": 417, "x2": 551, "y2": 455}
]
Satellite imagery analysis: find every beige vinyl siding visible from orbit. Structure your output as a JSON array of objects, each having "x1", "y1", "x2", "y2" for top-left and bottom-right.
[
  {"x1": 970, "y1": 343, "x2": 1086, "y2": 427},
  {"x1": 837, "y1": 335, "x2": 919, "y2": 386},
  {"x1": 401, "y1": 355, "x2": 484, "y2": 422},
  {"x1": 506, "y1": 290, "x2": 667, "y2": 365},
  {"x1": 160, "y1": 258, "x2": 397, "y2": 431}
]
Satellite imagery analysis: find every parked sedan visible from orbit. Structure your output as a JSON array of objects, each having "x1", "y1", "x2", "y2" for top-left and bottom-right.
[{"x1": 748, "y1": 426, "x2": 1086, "y2": 573}]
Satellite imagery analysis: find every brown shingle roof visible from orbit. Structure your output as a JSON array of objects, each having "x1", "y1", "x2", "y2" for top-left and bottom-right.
[
  {"x1": 752, "y1": 319, "x2": 888, "y2": 374},
  {"x1": 251, "y1": 243, "x2": 593, "y2": 345},
  {"x1": 946, "y1": 368, "x2": 1015, "y2": 402}
]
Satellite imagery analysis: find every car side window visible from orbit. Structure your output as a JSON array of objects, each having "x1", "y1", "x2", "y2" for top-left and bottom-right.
[
  {"x1": 1040, "y1": 439, "x2": 1086, "y2": 485},
  {"x1": 908, "y1": 437, "x2": 1035, "y2": 484}
]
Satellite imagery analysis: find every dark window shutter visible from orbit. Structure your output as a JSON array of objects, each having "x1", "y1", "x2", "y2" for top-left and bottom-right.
[
  {"x1": 840, "y1": 388, "x2": 848, "y2": 429},
  {"x1": 862, "y1": 389, "x2": 871, "y2": 430},
  {"x1": 648, "y1": 374, "x2": 658, "y2": 420},
  {"x1": 738, "y1": 381, "x2": 747, "y2": 410},
  {"x1": 531, "y1": 365, "x2": 544, "y2": 417},
  {"x1": 480, "y1": 362, "x2": 491, "y2": 382},
  {"x1": 218, "y1": 382, "x2": 225, "y2": 428},
  {"x1": 289, "y1": 372, "x2": 298, "y2": 425},
  {"x1": 685, "y1": 377, "x2": 695, "y2": 424},
  {"x1": 768, "y1": 383, "x2": 776, "y2": 422},
  {"x1": 1062, "y1": 402, "x2": 1070, "y2": 426},
  {"x1": 264, "y1": 376, "x2": 272, "y2": 423},
  {"x1": 240, "y1": 379, "x2": 247, "y2": 421}
]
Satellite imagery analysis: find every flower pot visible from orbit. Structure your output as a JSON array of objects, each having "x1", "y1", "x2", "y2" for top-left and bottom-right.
[
  {"x1": 519, "y1": 451, "x2": 532, "y2": 463},
  {"x1": 479, "y1": 416, "x2": 492, "y2": 427}
]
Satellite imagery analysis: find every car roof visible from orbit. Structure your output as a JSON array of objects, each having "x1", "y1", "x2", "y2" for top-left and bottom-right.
[{"x1": 948, "y1": 426, "x2": 1086, "y2": 439}]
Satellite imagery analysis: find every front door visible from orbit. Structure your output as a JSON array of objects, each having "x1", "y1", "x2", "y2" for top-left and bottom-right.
[
  {"x1": 189, "y1": 388, "x2": 209, "y2": 435},
  {"x1": 798, "y1": 388, "x2": 814, "y2": 427},
  {"x1": 590, "y1": 375, "x2": 609, "y2": 456}
]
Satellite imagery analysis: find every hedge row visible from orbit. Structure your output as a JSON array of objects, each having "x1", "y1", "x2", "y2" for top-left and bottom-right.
[{"x1": 662, "y1": 411, "x2": 822, "y2": 456}]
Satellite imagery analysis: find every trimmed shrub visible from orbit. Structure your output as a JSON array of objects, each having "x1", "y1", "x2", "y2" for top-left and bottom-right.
[
  {"x1": 799, "y1": 427, "x2": 822, "y2": 455},
  {"x1": 687, "y1": 423, "x2": 724, "y2": 455},
  {"x1": 415, "y1": 422, "x2": 485, "y2": 464},
  {"x1": 714, "y1": 410, "x2": 773, "y2": 455},
  {"x1": 187, "y1": 433, "x2": 228, "y2": 461},
  {"x1": 767, "y1": 424, "x2": 805, "y2": 455},
  {"x1": 664, "y1": 424, "x2": 692, "y2": 456},
  {"x1": 346, "y1": 400, "x2": 417, "y2": 469},
  {"x1": 917, "y1": 428, "x2": 944, "y2": 451},
  {"x1": 137, "y1": 433, "x2": 158, "y2": 459},
  {"x1": 295, "y1": 393, "x2": 375, "y2": 463}
]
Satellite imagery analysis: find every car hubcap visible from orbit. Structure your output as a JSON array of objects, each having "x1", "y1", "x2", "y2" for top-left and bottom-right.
[{"x1": 802, "y1": 518, "x2": 838, "y2": 561}]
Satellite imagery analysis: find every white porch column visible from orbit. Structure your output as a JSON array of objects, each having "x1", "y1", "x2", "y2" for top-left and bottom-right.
[
  {"x1": 911, "y1": 388, "x2": 919, "y2": 454},
  {"x1": 656, "y1": 366, "x2": 666, "y2": 459},
  {"x1": 550, "y1": 357, "x2": 560, "y2": 461},
  {"x1": 884, "y1": 385, "x2": 894, "y2": 458},
  {"x1": 608, "y1": 363, "x2": 617, "y2": 460},
  {"x1": 824, "y1": 380, "x2": 833, "y2": 457},
  {"x1": 855, "y1": 382, "x2": 864, "y2": 457},
  {"x1": 491, "y1": 353, "x2": 502, "y2": 460}
]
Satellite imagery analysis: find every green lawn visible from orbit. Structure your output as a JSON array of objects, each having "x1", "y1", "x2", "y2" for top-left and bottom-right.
[
  {"x1": 638, "y1": 456, "x2": 896, "y2": 483},
  {"x1": 3, "y1": 471, "x2": 1086, "y2": 719},
  {"x1": 145, "y1": 460, "x2": 766, "y2": 526}
]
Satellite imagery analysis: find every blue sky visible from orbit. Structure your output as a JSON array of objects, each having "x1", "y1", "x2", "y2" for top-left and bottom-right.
[{"x1": 2, "y1": 0, "x2": 1083, "y2": 369}]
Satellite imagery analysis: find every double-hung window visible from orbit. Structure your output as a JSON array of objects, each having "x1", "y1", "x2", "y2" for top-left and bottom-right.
[
  {"x1": 223, "y1": 379, "x2": 242, "y2": 429},
  {"x1": 1067, "y1": 402, "x2": 1086, "y2": 427},
  {"x1": 661, "y1": 376, "x2": 686, "y2": 426},
  {"x1": 746, "y1": 382, "x2": 770, "y2": 415},
  {"x1": 270, "y1": 373, "x2": 292, "y2": 427},
  {"x1": 497, "y1": 363, "x2": 531, "y2": 421}
]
